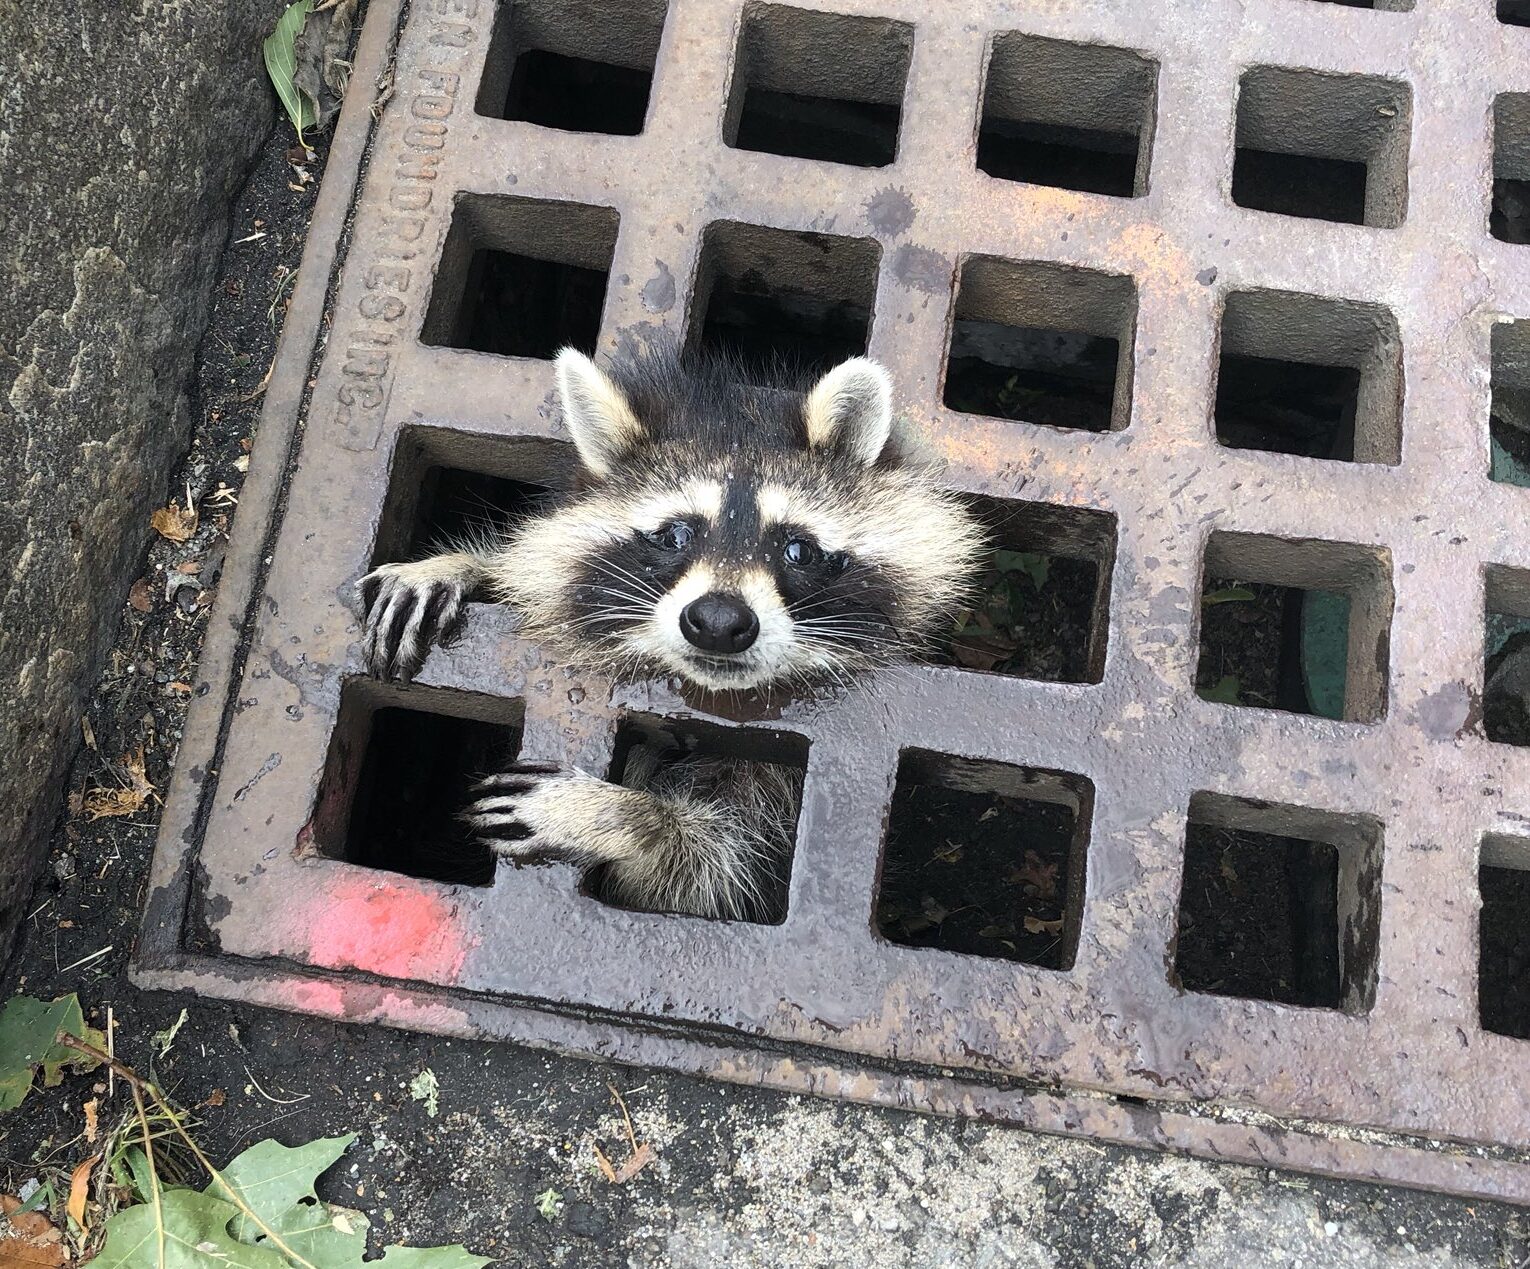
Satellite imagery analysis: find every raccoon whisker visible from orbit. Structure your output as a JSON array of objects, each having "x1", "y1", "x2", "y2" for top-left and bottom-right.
[
  {"x1": 584, "y1": 556, "x2": 667, "y2": 601},
  {"x1": 560, "y1": 607, "x2": 654, "y2": 630},
  {"x1": 794, "y1": 626, "x2": 902, "y2": 650},
  {"x1": 793, "y1": 616, "x2": 899, "y2": 637},
  {"x1": 786, "y1": 595, "x2": 874, "y2": 619}
]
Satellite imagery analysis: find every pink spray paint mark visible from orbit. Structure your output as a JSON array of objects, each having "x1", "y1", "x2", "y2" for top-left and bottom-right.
[{"x1": 302, "y1": 875, "x2": 472, "y2": 984}]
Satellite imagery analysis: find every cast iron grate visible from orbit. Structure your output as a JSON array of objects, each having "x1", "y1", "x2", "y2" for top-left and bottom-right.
[{"x1": 139, "y1": 0, "x2": 1530, "y2": 1205}]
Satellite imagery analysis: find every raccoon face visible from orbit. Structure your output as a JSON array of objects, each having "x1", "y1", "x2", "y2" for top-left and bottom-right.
[{"x1": 493, "y1": 348, "x2": 986, "y2": 692}]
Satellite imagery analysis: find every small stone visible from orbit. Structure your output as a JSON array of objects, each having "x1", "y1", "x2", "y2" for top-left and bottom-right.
[
  {"x1": 564, "y1": 1201, "x2": 608, "y2": 1238},
  {"x1": 1325, "y1": 1222, "x2": 1338, "y2": 1237}
]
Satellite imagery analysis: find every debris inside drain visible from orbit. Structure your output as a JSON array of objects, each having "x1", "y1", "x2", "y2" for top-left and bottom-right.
[
  {"x1": 939, "y1": 548, "x2": 1097, "y2": 683},
  {"x1": 1175, "y1": 823, "x2": 1343, "y2": 1009},
  {"x1": 1480, "y1": 862, "x2": 1530, "y2": 1038},
  {"x1": 338, "y1": 702, "x2": 522, "y2": 886},
  {"x1": 943, "y1": 322, "x2": 1120, "y2": 432},
  {"x1": 1214, "y1": 354, "x2": 1359, "y2": 461},
  {"x1": 1196, "y1": 580, "x2": 1348, "y2": 718},
  {"x1": 877, "y1": 783, "x2": 1076, "y2": 967},
  {"x1": 1486, "y1": 628, "x2": 1530, "y2": 748}
]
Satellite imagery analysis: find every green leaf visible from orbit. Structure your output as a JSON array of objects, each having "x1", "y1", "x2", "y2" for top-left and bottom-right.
[
  {"x1": 535, "y1": 1187, "x2": 562, "y2": 1222},
  {"x1": 154, "y1": 1007, "x2": 189, "y2": 1058},
  {"x1": 15, "y1": 1181, "x2": 53, "y2": 1215},
  {"x1": 257, "y1": 1199, "x2": 370, "y2": 1267},
  {"x1": 121, "y1": 1146, "x2": 156, "y2": 1204},
  {"x1": 994, "y1": 550, "x2": 1051, "y2": 592},
  {"x1": 1197, "y1": 674, "x2": 1242, "y2": 705},
  {"x1": 206, "y1": 1134, "x2": 356, "y2": 1241},
  {"x1": 255, "y1": 1200, "x2": 492, "y2": 1269},
  {"x1": 95, "y1": 1190, "x2": 288, "y2": 1269},
  {"x1": 375, "y1": 1245, "x2": 495, "y2": 1269},
  {"x1": 408, "y1": 1068, "x2": 440, "y2": 1118},
  {"x1": 0, "y1": 993, "x2": 103, "y2": 1111},
  {"x1": 263, "y1": 0, "x2": 317, "y2": 139},
  {"x1": 1202, "y1": 585, "x2": 1255, "y2": 606}
]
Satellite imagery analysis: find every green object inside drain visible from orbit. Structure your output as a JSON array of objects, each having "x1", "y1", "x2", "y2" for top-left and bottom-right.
[
  {"x1": 1300, "y1": 590, "x2": 1349, "y2": 721},
  {"x1": 1492, "y1": 434, "x2": 1530, "y2": 489}
]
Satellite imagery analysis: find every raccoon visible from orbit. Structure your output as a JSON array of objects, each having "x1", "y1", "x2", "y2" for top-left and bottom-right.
[{"x1": 358, "y1": 346, "x2": 986, "y2": 921}]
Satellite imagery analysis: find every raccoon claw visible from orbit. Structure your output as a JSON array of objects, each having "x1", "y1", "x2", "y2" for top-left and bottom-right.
[
  {"x1": 460, "y1": 763, "x2": 569, "y2": 862},
  {"x1": 356, "y1": 563, "x2": 468, "y2": 682}
]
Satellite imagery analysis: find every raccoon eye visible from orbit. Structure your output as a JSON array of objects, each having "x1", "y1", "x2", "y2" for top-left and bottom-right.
[
  {"x1": 644, "y1": 520, "x2": 694, "y2": 551},
  {"x1": 782, "y1": 536, "x2": 822, "y2": 568}
]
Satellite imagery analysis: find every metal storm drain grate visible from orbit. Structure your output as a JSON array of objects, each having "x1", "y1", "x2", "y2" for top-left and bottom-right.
[{"x1": 139, "y1": 0, "x2": 1530, "y2": 1201}]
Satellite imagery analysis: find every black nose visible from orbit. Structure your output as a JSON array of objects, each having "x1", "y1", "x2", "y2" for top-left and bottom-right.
[{"x1": 680, "y1": 592, "x2": 759, "y2": 653}]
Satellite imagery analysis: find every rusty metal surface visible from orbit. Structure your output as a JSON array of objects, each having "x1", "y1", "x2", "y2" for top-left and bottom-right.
[{"x1": 137, "y1": 0, "x2": 1530, "y2": 1201}]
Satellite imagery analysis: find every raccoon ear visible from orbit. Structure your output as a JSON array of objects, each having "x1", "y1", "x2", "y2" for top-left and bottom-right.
[
  {"x1": 555, "y1": 348, "x2": 645, "y2": 478},
  {"x1": 803, "y1": 357, "x2": 893, "y2": 466}
]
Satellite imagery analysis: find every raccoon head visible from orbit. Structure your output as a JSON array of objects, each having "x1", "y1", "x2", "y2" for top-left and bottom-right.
[{"x1": 493, "y1": 347, "x2": 986, "y2": 692}]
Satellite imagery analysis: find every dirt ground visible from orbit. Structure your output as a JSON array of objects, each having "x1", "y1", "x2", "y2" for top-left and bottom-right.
[{"x1": 4, "y1": 113, "x2": 1530, "y2": 1269}]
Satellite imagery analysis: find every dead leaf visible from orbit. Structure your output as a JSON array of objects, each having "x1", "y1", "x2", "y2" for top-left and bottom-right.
[
  {"x1": 65, "y1": 792, "x2": 84, "y2": 819},
  {"x1": 0, "y1": 1196, "x2": 66, "y2": 1269},
  {"x1": 0, "y1": 1238, "x2": 67, "y2": 1267},
  {"x1": 150, "y1": 502, "x2": 198, "y2": 544},
  {"x1": 83, "y1": 1097, "x2": 98, "y2": 1144},
  {"x1": 611, "y1": 1142, "x2": 654, "y2": 1184},
  {"x1": 591, "y1": 1143, "x2": 617, "y2": 1184},
  {"x1": 292, "y1": 0, "x2": 357, "y2": 129},
  {"x1": 123, "y1": 745, "x2": 152, "y2": 796},
  {"x1": 127, "y1": 579, "x2": 153, "y2": 613},
  {"x1": 81, "y1": 744, "x2": 156, "y2": 820},
  {"x1": 201, "y1": 1088, "x2": 226, "y2": 1108},
  {"x1": 948, "y1": 635, "x2": 1013, "y2": 672},
  {"x1": 1023, "y1": 915, "x2": 1064, "y2": 936},
  {"x1": 175, "y1": 560, "x2": 202, "y2": 575},
  {"x1": 81, "y1": 717, "x2": 97, "y2": 752},
  {"x1": 1012, "y1": 849, "x2": 1059, "y2": 900},
  {"x1": 2, "y1": 1198, "x2": 56, "y2": 1239},
  {"x1": 66, "y1": 1155, "x2": 97, "y2": 1232},
  {"x1": 81, "y1": 787, "x2": 147, "y2": 820}
]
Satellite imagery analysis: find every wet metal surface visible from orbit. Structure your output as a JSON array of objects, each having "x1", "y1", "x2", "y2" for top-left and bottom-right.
[{"x1": 138, "y1": 0, "x2": 1530, "y2": 1201}]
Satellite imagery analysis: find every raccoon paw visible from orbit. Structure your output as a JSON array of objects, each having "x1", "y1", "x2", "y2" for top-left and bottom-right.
[
  {"x1": 459, "y1": 762, "x2": 583, "y2": 862},
  {"x1": 356, "y1": 561, "x2": 469, "y2": 681}
]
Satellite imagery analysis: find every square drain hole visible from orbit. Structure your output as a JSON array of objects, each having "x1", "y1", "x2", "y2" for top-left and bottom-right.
[
  {"x1": 726, "y1": 3, "x2": 911, "y2": 168},
  {"x1": 1232, "y1": 66, "x2": 1410, "y2": 228},
  {"x1": 1196, "y1": 531, "x2": 1393, "y2": 723},
  {"x1": 1485, "y1": 564, "x2": 1530, "y2": 747},
  {"x1": 372, "y1": 428, "x2": 569, "y2": 572},
  {"x1": 876, "y1": 751, "x2": 1092, "y2": 970},
  {"x1": 938, "y1": 498, "x2": 1116, "y2": 684},
  {"x1": 1490, "y1": 319, "x2": 1530, "y2": 486},
  {"x1": 475, "y1": 0, "x2": 669, "y2": 135},
  {"x1": 1500, "y1": 0, "x2": 1530, "y2": 25},
  {"x1": 977, "y1": 33, "x2": 1158, "y2": 197},
  {"x1": 943, "y1": 256, "x2": 1137, "y2": 432},
  {"x1": 421, "y1": 194, "x2": 618, "y2": 359},
  {"x1": 1215, "y1": 289, "x2": 1402, "y2": 464},
  {"x1": 1480, "y1": 835, "x2": 1530, "y2": 1039},
  {"x1": 1493, "y1": 94, "x2": 1530, "y2": 245},
  {"x1": 1174, "y1": 793, "x2": 1382, "y2": 1012},
  {"x1": 309, "y1": 680, "x2": 525, "y2": 887},
  {"x1": 590, "y1": 714, "x2": 809, "y2": 924},
  {"x1": 691, "y1": 220, "x2": 879, "y2": 380}
]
